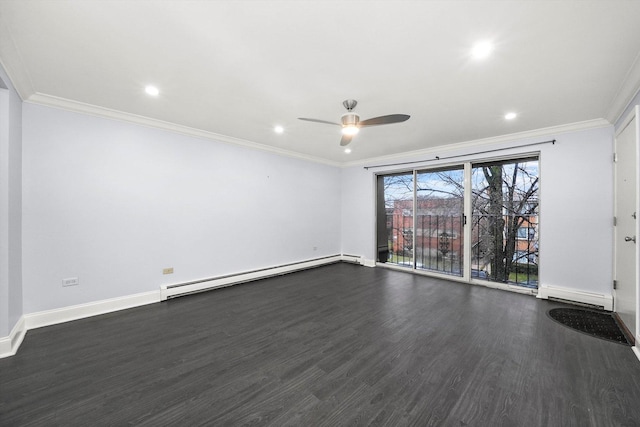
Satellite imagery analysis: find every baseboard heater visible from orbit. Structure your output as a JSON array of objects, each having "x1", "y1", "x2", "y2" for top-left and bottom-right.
[
  {"x1": 160, "y1": 254, "x2": 363, "y2": 300},
  {"x1": 536, "y1": 284, "x2": 613, "y2": 311},
  {"x1": 547, "y1": 297, "x2": 604, "y2": 310}
]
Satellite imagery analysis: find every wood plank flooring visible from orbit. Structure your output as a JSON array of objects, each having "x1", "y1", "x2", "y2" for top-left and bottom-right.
[{"x1": 1, "y1": 263, "x2": 640, "y2": 426}]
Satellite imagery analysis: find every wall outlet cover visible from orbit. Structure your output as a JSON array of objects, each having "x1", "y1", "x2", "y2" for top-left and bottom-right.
[
  {"x1": 62, "y1": 277, "x2": 79, "y2": 287},
  {"x1": 163, "y1": 268, "x2": 174, "y2": 275}
]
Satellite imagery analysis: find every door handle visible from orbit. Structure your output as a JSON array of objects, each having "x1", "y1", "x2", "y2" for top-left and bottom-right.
[{"x1": 624, "y1": 236, "x2": 636, "y2": 243}]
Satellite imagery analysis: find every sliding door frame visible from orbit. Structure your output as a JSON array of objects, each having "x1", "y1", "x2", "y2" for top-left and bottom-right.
[{"x1": 375, "y1": 152, "x2": 540, "y2": 292}]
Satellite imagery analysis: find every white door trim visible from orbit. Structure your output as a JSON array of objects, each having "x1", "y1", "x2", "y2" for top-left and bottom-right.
[{"x1": 614, "y1": 105, "x2": 640, "y2": 349}]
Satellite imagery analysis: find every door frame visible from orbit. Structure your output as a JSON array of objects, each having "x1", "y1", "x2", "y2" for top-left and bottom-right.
[
  {"x1": 614, "y1": 104, "x2": 640, "y2": 352},
  {"x1": 375, "y1": 154, "x2": 540, "y2": 292}
]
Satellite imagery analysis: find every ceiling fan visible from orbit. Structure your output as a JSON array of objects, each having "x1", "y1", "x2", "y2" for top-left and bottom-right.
[{"x1": 298, "y1": 99, "x2": 410, "y2": 146}]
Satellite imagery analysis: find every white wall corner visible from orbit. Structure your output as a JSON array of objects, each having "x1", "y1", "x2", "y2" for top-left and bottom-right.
[
  {"x1": 633, "y1": 346, "x2": 640, "y2": 363},
  {"x1": 536, "y1": 284, "x2": 613, "y2": 311},
  {"x1": 0, "y1": 316, "x2": 26, "y2": 358}
]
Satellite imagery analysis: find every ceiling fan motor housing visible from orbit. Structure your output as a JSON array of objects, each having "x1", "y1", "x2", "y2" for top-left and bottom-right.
[{"x1": 341, "y1": 113, "x2": 360, "y2": 126}]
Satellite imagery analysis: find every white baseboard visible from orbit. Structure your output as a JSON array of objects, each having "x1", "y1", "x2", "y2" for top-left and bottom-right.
[
  {"x1": 536, "y1": 284, "x2": 613, "y2": 311},
  {"x1": 340, "y1": 254, "x2": 362, "y2": 264},
  {"x1": 633, "y1": 346, "x2": 640, "y2": 362},
  {"x1": 341, "y1": 254, "x2": 376, "y2": 267},
  {"x1": 362, "y1": 258, "x2": 376, "y2": 267},
  {"x1": 161, "y1": 254, "x2": 362, "y2": 300},
  {"x1": 2, "y1": 256, "x2": 368, "y2": 357},
  {"x1": 24, "y1": 290, "x2": 161, "y2": 331},
  {"x1": 0, "y1": 316, "x2": 26, "y2": 358},
  {"x1": 0, "y1": 291, "x2": 161, "y2": 359}
]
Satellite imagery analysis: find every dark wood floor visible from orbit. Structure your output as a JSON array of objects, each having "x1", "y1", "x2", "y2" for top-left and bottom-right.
[{"x1": 2, "y1": 263, "x2": 640, "y2": 426}]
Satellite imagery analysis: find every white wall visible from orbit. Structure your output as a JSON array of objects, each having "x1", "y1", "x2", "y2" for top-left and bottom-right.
[
  {"x1": 340, "y1": 165, "x2": 376, "y2": 260},
  {"x1": 0, "y1": 66, "x2": 22, "y2": 338},
  {"x1": 541, "y1": 127, "x2": 613, "y2": 294},
  {"x1": 22, "y1": 103, "x2": 341, "y2": 314},
  {"x1": 341, "y1": 126, "x2": 615, "y2": 297},
  {"x1": 14, "y1": 100, "x2": 620, "y2": 325}
]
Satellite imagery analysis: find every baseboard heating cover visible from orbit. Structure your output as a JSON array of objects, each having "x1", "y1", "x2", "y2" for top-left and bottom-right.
[
  {"x1": 536, "y1": 284, "x2": 613, "y2": 311},
  {"x1": 160, "y1": 254, "x2": 364, "y2": 300}
]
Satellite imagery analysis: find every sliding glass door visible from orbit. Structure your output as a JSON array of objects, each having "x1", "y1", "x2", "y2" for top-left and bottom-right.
[
  {"x1": 471, "y1": 158, "x2": 539, "y2": 287},
  {"x1": 378, "y1": 172, "x2": 414, "y2": 267},
  {"x1": 376, "y1": 156, "x2": 539, "y2": 288},
  {"x1": 415, "y1": 167, "x2": 465, "y2": 276}
]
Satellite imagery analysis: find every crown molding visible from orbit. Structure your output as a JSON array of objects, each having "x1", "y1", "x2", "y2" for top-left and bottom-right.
[
  {"x1": 25, "y1": 93, "x2": 342, "y2": 167},
  {"x1": 22, "y1": 92, "x2": 614, "y2": 170},
  {"x1": 341, "y1": 118, "x2": 612, "y2": 169},
  {"x1": 606, "y1": 50, "x2": 640, "y2": 124}
]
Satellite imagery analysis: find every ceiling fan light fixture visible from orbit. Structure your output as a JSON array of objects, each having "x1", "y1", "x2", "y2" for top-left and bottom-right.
[
  {"x1": 299, "y1": 99, "x2": 409, "y2": 146},
  {"x1": 342, "y1": 125, "x2": 360, "y2": 136}
]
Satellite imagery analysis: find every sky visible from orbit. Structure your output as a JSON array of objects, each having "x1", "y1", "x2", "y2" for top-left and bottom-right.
[{"x1": 384, "y1": 160, "x2": 539, "y2": 205}]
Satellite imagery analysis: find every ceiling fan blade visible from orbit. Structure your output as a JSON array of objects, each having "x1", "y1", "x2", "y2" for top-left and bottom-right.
[
  {"x1": 358, "y1": 114, "x2": 410, "y2": 127},
  {"x1": 340, "y1": 134, "x2": 353, "y2": 146},
  {"x1": 298, "y1": 118, "x2": 341, "y2": 126}
]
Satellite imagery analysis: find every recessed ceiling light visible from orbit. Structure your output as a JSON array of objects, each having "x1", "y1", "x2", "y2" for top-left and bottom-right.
[
  {"x1": 145, "y1": 85, "x2": 159, "y2": 96},
  {"x1": 505, "y1": 112, "x2": 517, "y2": 120},
  {"x1": 344, "y1": 148, "x2": 352, "y2": 154},
  {"x1": 471, "y1": 40, "x2": 493, "y2": 59},
  {"x1": 274, "y1": 125, "x2": 284, "y2": 134}
]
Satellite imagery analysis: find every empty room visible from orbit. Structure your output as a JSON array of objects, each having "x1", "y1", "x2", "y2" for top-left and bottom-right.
[{"x1": 1, "y1": 1, "x2": 640, "y2": 425}]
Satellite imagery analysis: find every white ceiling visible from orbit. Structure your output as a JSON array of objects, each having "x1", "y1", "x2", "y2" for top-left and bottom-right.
[{"x1": 1, "y1": 0, "x2": 640, "y2": 165}]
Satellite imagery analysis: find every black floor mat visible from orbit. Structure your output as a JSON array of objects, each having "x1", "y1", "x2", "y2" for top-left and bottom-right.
[{"x1": 548, "y1": 307, "x2": 632, "y2": 346}]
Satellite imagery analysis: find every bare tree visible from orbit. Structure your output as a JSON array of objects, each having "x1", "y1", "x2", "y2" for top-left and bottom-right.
[{"x1": 473, "y1": 161, "x2": 539, "y2": 282}]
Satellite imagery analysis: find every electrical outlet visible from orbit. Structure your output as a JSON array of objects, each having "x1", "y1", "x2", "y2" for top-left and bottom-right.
[
  {"x1": 62, "y1": 277, "x2": 79, "y2": 287},
  {"x1": 163, "y1": 267, "x2": 174, "y2": 275}
]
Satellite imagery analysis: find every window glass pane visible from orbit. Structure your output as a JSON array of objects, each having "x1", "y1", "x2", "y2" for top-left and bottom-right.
[
  {"x1": 415, "y1": 167, "x2": 464, "y2": 276},
  {"x1": 471, "y1": 159, "x2": 539, "y2": 288},
  {"x1": 380, "y1": 173, "x2": 414, "y2": 267}
]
